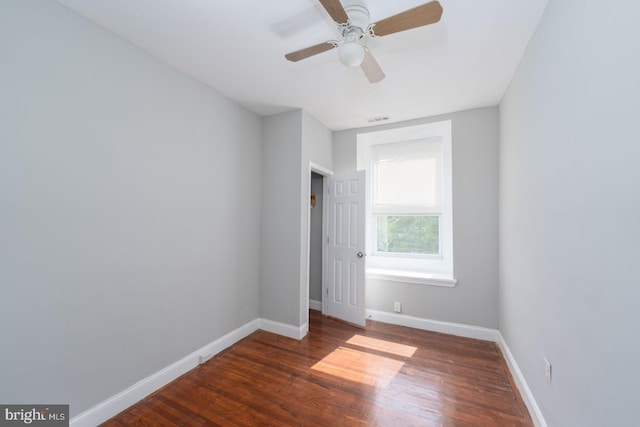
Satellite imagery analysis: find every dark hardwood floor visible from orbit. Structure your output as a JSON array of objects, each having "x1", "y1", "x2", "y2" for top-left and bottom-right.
[{"x1": 102, "y1": 311, "x2": 532, "y2": 426}]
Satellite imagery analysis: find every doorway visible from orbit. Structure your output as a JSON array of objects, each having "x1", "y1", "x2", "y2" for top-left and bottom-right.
[
  {"x1": 309, "y1": 171, "x2": 325, "y2": 312},
  {"x1": 306, "y1": 165, "x2": 367, "y2": 328}
]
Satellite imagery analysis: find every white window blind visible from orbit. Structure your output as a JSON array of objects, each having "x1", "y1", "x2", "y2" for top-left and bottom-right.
[{"x1": 371, "y1": 137, "x2": 443, "y2": 214}]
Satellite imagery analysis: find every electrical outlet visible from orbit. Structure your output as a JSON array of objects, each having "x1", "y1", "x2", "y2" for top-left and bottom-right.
[
  {"x1": 393, "y1": 301, "x2": 402, "y2": 313},
  {"x1": 544, "y1": 358, "x2": 552, "y2": 385}
]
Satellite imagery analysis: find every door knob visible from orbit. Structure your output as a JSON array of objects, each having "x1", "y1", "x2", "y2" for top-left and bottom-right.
[{"x1": 357, "y1": 251, "x2": 365, "y2": 258}]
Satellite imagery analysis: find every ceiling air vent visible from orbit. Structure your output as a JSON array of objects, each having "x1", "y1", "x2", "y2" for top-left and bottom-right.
[{"x1": 367, "y1": 115, "x2": 389, "y2": 124}]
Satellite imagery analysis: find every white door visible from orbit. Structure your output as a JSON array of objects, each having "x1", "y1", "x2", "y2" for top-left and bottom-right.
[{"x1": 326, "y1": 170, "x2": 366, "y2": 326}]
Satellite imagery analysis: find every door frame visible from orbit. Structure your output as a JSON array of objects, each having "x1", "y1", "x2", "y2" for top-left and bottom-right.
[{"x1": 306, "y1": 162, "x2": 333, "y2": 322}]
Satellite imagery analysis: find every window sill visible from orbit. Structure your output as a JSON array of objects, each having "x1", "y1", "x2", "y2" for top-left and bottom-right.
[{"x1": 366, "y1": 268, "x2": 457, "y2": 287}]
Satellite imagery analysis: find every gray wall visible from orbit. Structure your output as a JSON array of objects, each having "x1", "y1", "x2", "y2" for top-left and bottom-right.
[
  {"x1": 334, "y1": 108, "x2": 499, "y2": 328},
  {"x1": 499, "y1": 0, "x2": 640, "y2": 425},
  {"x1": 309, "y1": 173, "x2": 324, "y2": 303},
  {"x1": 0, "y1": 0, "x2": 262, "y2": 417},
  {"x1": 260, "y1": 111, "x2": 303, "y2": 326},
  {"x1": 260, "y1": 110, "x2": 332, "y2": 327}
]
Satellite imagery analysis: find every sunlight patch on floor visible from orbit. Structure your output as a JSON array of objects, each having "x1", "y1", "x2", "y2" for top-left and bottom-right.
[
  {"x1": 311, "y1": 346, "x2": 404, "y2": 387},
  {"x1": 311, "y1": 334, "x2": 417, "y2": 387},
  {"x1": 346, "y1": 335, "x2": 417, "y2": 358}
]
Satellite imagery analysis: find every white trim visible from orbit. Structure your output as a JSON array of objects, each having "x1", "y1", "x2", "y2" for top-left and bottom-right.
[
  {"x1": 309, "y1": 162, "x2": 334, "y2": 177},
  {"x1": 322, "y1": 179, "x2": 330, "y2": 316},
  {"x1": 366, "y1": 309, "x2": 498, "y2": 341},
  {"x1": 70, "y1": 319, "x2": 261, "y2": 427},
  {"x1": 366, "y1": 309, "x2": 547, "y2": 427},
  {"x1": 367, "y1": 268, "x2": 457, "y2": 287},
  {"x1": 496, "y1": 333, "x2": 548, "y2": 427},
  {"x1": 259, "y1": 318, "x2": 308, "y2": 340},
  {"x1": 309, "y1": 299, "x2": 322, "y2": 311}
]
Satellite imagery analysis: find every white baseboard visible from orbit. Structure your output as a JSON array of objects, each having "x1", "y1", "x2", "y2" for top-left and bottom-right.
[
  {"x1": 70, "y1": 311, "x2": 545, "y2": 427},
  {"x1": 366, "y1": 309, "x2": 546, "y2": 427},
  {"x1": 259, "y1": 318, "x2": 308, "y2": 340},
  {"x1": 496, "y1": 333, "x2": 548, "y2": 427},
  {"x1": 70, "y1": 319, "x2": 260, "y2": 427},
  {"x1": 366, "y1": 309, "x2": 500, "y2": 342},
  {"x1": 309, "y1": 299, "x2": 322, "y2": 311},
  {"x1": 70, "y1": 317, "x2": 309, "y2": 426}
]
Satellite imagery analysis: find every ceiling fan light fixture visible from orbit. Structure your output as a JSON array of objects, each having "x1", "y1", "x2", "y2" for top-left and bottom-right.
[
  {"x1": 285, "y1": 0, "x2": 444, "y2": 83},
  {"x1": 338, "y1": 41, "x2": 365, "y2": 67}
]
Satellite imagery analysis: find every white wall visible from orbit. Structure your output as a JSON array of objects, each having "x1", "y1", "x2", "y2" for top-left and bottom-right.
[
  {"x1": 334, "y1": 107, "x2": 499, "y2": 328},
  {"x1": 260, "y1": 110, "x2": 332, "y2": 328},
  {"x1": 0, "y1": 0, "x2": 262, "y2": 417},
  {"x1": 499, "y1": 0, "x2": 640, "y2": 425}
]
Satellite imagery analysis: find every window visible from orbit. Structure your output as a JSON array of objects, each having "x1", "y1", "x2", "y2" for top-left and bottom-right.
[
  {"x1": 357, "y1": 121, "x2": 455, "y2": 286},
  {"x1": 372, "y1": 139, "x2": 443, "y2": 257}
]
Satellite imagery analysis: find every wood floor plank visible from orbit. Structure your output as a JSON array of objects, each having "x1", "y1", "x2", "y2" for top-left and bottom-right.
[{"x1": 102, "y1": 311, "x2": 533, "y2": 426}]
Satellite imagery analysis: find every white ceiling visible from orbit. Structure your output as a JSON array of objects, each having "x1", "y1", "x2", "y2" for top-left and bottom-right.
[{"x1": 56, "y1": 0, "x2": 548, "y2": 131}]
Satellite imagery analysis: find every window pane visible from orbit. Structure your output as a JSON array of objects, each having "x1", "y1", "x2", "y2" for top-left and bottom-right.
[{"x1": 376, "y1": 216, "x2": 439, "y2": 255}]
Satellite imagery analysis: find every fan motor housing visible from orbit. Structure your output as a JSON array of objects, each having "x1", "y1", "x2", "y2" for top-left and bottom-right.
[{"x1": 344, "y1": 0, "x2": 370, "y2": 32}]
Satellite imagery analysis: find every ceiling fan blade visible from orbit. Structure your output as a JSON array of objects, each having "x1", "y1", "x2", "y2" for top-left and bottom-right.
[
  {"x1": 371, "y1": 1, "x2": 443, "y2": 37},
  {"x1": 285, "y1": 42, "x2": 336, "y2": 62},
  {"x1": 361, "y1": 50, "x2": 385, "y2": 83},
  {"x1": 319, "y1": 0, "x2": 349, "y2": 24}
]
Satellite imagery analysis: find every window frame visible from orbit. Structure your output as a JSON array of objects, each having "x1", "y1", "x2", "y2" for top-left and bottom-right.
[{"x1": 357, "y1": 120, "x2": 455, "y2": 284}]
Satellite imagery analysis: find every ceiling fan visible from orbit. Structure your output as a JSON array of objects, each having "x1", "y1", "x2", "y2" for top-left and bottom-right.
[{"x1": 284, "y1": 0, "x2": 443, "y2": 83}]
